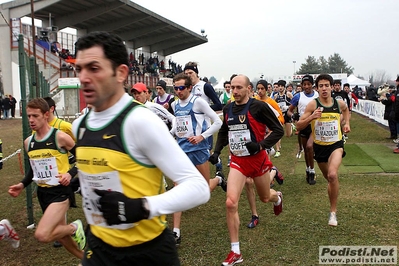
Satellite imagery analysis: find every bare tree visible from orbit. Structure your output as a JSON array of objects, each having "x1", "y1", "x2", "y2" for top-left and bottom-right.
[{"x1": 367, "y1": 70, "x2": 391, "y2": 87}]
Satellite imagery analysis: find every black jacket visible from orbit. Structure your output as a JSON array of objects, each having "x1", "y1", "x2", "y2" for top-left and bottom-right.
[
  {"x1": 366, "y1": 86, "x2": 378, "y2": 101},
  {"x1": 381, "y1": 93, "x2": 395, "y2": 120},
  {"x1": 2, "y1": 98, "x2": 11, "y2": 110},
  {"x1": 393, "y1": 87, "x2": 399, "y2": 122}
]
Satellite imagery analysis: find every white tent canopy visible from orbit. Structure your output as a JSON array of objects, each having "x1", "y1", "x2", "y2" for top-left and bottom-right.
[
  {"x1": 342, "y1": 74, "x2": 370, "y2": 87},
  {"x1": 213, "y1": 77, "x2": 226, "y2": 89}
]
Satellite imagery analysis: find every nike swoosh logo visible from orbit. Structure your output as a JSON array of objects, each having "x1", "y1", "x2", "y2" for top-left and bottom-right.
[
  {"x1": 333, "y1": 108, "x2": 338, "y2": 110},
  {"x1": 46, "y1": 142, "x2": 53, "y2": 146},
  {"x1": 102, "y1": 134, "x2": 116, "y2": 140}
]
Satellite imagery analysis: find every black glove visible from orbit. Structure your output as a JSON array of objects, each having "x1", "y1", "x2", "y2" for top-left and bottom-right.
[
  {"x1": 94, "y1": 189, "x2": 149, "y2": 225},
  {"x1": 291, "y1": 113, "x2": 300, "y2": 121},
  {"x1": 70, "y1": 177, "x2": 81, "y2": 194},
  {"x1": 208, "y1": 152, "x2": 220, "y2": 165},
  {"x1": 245, "y1": 142, "x2": 261, "y2": 155}
]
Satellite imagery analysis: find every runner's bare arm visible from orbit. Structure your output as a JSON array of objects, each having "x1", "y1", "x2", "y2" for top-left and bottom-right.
[{"x1": 296, "y1": 100, "x2": 318, "y2": 131}]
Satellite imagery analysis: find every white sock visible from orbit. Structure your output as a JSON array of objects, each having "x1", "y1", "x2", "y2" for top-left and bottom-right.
[
  {"x1": 173, "y1": 228, "x2": 180, "y2": 237},
  {"x1": 274, "y1": 195, "x2": 282, "y2": 206},
  {"x1": 309, "y1": 168, "x2": 315, "y2": 174},
  {"x1": 71, "y1": 223, "x2": 77, "y2": 235},
  {"x1": 231, "y1": 242, "x2": 240, "y2": 254},
  {"x1": 306, "y1": 166, "x2": 310, "y2": 172},
  {"x1": 217, "y1": 175, "x2": 222, "y2": 185}
]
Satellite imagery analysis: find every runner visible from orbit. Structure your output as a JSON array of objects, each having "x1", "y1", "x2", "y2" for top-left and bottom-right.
[
  {"x1": 243, "y1": 79, "x2": 285, "y2": 228},
  {"x1": 184, "y1": 61, "x2": 223, "y2": 172},
  {"x1": 170, "y1": 73, "x2": 225, "y2": 246},
  {"x1": 287, "y1": 75, "x2": 319, "y2": 185},
  {"x1": 296, "y1": 74, "x2": 350, "y2": 226},
  {"x1": 131, "y1": 82, "x2": 175, "y2": 130},
  {"x1": 153, "y1": 79, "x2": 175, "y2": 113},
  {"x1": 273, "y1": 79, "x2": 294, "y2": 157},
  {"x1": 73, "y1": 31, "x2": 210, "y2": 265},
  {"x1": 8, "y1": 98, "x2": 85, "y2": 259},
  {"x1": 209, "y1": 74, "x2": 284, "y2": 265},
  {"x1": 43, "y1": 96, "x2": 78, "y2": 248},
  {"x1": 219, "y1": 80, "x2": 232, "y2": 106}
]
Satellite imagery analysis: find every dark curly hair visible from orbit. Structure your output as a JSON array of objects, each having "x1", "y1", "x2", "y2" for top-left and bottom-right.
[{"x1": 75, "y1": 31, "x2": 129, "y2": 72}]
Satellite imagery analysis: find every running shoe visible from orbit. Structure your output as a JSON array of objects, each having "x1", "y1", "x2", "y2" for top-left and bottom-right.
[
  {"x1": 308, "y1": 172, "x2": 316, "y2": 185},
  {"x1": 306, "y1": 171, "x2": 310, "y2": 184},
  {"x1": 216, "y1": 171, "x2": 227, "y2": 192},
  {"x1": 274, "y1": 151, "x2": 281, "y2": 158},
  {"x1": 71, "y1": 219, "x2": 86, "y2": 250},
  {"x1": 0, "y1": 219, "x2": 20, "y2": 248},
  {"x1": 273, "y1": 192, "x2": 283, "y2": 216},
  {"x1": 222, "y1": 251, "x2": 243, "y2": 266},
  {"x1": 174, "y1": 232, "x2": 181, "y2": 247},
  {"x1": 394, "y1": 148, "x2": 399, "y2": 154},
  {"x1": 296, "y1": 149, "x2": 303, "y2": 159},
  {"x1": 328, "y1": 212, "x2": 338, "y2": 226},
  {"x1": 247, "y1": 215, "x2": 259, "y2": 229},
  {"x1": 272, "y1": 167, "x2": 284, "y2": 185}
]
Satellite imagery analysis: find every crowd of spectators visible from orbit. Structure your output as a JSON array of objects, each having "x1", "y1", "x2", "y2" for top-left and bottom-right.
[
  {"x1": 128, "y1": 52, "x2": 184, "y2": 78},
  {"x1": 36, "y1": 35, "x2": 184, "y2": 78},
  {"x1": 0, "y1": 95, "x2": 17, "y2": 119}
]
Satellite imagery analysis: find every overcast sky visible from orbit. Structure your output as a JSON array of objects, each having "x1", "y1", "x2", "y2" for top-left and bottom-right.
[
  {"x1": 2, "y1": 0, "x2": 398, "y2": 82},
  {"x1": 132, "y1": 0, "x2": 399, "y2": 82}
]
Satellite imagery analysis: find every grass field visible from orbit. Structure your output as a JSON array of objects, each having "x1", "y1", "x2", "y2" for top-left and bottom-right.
[{"x1": 0, "y1": 112, "x2": 398, "y2": 266}]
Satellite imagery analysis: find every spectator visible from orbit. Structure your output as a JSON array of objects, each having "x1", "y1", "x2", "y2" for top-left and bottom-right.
[
  {"x1": 9, "y1": 95, "x2": 17, "y2": 118},
  {"x1": 2, "y1": 95, "x2": 11, "y2": 119},
  {"x1": 392, "y1": 75, "x2": 399, "y2": 152},
  {"x1": 366, "y1": 84, "x2": 378, "y2": 101},
  {"x1": 353, "y1": 85, "x2": 363, "y2": 99},
  {"x1": 0, "y1": 95, "x2": 3, "y2": 118},
  {"x1": 380, "y1": 85, "x2": 397, "y2": 139}
]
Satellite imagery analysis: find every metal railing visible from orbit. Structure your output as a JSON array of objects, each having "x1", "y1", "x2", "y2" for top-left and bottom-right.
[
  {"x1": 23, "y1": 37, "x2": 61, "y2": 69},
  {"x1": 22, "y1": 37, "x2": 77, "y2": 94},
  {"x1": 127, "y1": 75, "x2": 160, "y2": 89},
  {"x1": 21, "y1": 34, "x2": 161, "y2": 92}
]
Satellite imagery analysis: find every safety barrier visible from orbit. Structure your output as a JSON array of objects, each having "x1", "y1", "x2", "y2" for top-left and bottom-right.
[{"x1": 352, "y1": 99, "x2": 388, "y2": 127}]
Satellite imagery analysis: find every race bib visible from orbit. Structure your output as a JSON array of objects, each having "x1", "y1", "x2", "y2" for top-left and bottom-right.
[
  {"x1": 79, "y1": 170, "x2": 134, "y2": 230},
  {"x1": 278, "y1": 101, "x2": 288, "y2": 112},
  {"x1": 175, "y1": 115, "x2": 194, "y2": 138},
  {"x1": 314, "y1": 120, "x2": 340, "y2": 142},
  {"x1": 30, "y1": 157, "x2": 60, "y2": 186},
  {"x1": 228, "y1": 129, "x2": 251, "y2": 156}
]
